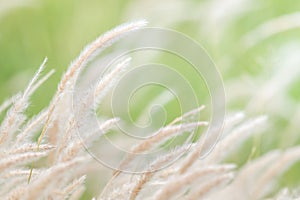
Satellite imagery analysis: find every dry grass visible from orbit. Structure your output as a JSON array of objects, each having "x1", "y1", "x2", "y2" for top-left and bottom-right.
[{"x1": 0, "y1": 20, "x2": 299, "y2": 200}]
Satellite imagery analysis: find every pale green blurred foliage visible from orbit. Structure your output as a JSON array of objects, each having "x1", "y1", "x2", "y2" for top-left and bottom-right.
[{"x1": 1, "y1": 0, "x2": 300, "y2": 198}]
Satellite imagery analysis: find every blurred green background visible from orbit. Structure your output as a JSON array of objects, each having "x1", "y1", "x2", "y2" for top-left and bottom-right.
[
  {"x1": 1, "y1": 0, "x2": 300, "y2": 197},
  {"x1": 0, "y1": 0, "x2": 133, "y2": 113},
  {"x1": 1, "y1": 0, "x2": 300, "y2": 111}
]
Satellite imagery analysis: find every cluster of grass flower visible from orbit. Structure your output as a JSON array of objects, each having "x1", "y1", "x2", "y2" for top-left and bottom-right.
[{"x1": 0, "y1": 20, "x2": 300, "y2": 200}]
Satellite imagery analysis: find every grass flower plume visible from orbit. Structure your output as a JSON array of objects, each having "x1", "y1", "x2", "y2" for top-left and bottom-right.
[{"x1": 0, "y1": 20, "x2": 300, "y2": 200}]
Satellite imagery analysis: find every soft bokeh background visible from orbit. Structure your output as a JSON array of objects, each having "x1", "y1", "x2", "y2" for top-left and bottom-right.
[{"x1": 1, "y1": 0, "x2": 300, "y2": 198}]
